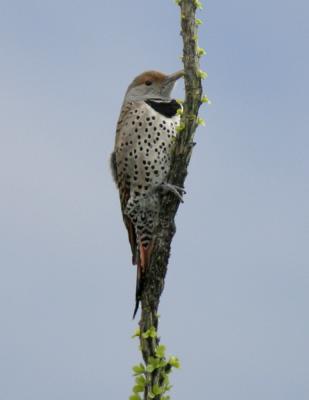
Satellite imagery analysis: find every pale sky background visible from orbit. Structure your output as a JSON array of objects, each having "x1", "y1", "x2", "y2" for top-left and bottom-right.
[{"x1": 0, "y1": 1, "x2": 308, "y2": 399}]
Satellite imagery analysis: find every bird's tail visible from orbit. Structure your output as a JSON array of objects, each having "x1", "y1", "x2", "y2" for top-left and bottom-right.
[
  {"x1": 133, "y1": 264, "x2": 142, "y2": 319},
  {"x1": 132, "y1": 242, "x2": 153, "y2": 319}
]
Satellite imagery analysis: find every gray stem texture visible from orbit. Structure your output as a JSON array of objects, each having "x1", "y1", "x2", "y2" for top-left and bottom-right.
[{"x1": 139, "y1": 1, "x2": 203, "y2": 398}]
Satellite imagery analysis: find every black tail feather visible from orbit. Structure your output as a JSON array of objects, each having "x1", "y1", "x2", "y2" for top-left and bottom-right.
[
  {"x1": 132, "y1": 299, "x2": 140, "y2": 319},
  {"x1": 132, "y1": 264, "x2": 143, "y2": 319}
]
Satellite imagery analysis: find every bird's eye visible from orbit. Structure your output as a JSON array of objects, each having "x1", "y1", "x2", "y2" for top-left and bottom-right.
[{"x1": 145, "y1": 80, "x2": 152, "y2": 86}]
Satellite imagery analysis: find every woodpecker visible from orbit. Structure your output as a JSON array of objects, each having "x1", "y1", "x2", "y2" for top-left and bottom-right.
[{"x1": 110, "y1": 70, "x2": 184, "y2": 317}]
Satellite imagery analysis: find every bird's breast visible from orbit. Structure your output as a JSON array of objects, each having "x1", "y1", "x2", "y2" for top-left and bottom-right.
[{"x1": 115, "y1": 101, "x2": 180, "y2": 197}]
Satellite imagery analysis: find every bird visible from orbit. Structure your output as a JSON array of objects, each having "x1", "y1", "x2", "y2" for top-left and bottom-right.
[{"x1": 110, "y1": 70, "x2": 184, "y2": 317}]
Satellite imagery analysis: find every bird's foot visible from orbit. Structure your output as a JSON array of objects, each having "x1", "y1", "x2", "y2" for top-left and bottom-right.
[{"x1": 158, "y1": 183, "x2": 186, "y2": 203}]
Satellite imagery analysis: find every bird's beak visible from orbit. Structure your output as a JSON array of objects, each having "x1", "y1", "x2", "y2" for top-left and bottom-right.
[{"x1": 164, "y1": 70, "x2": 184, "y2": 84}]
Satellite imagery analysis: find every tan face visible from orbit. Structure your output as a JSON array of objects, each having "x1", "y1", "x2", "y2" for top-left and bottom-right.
[
  {"x1": 124, "y1": 70, "x2": 183, "y2": 102},
  {"x1": 131, "y1": 71, "x2": 167, "y2": 87}
]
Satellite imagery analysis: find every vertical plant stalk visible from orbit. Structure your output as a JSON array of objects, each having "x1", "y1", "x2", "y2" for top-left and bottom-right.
[{"x1": 137, "y1": 1, "x2": 204, "y2": 399}]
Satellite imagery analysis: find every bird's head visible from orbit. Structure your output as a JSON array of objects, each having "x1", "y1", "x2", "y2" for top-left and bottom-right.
[{"x1": 124, "y1": 70, "x2": 183, "y2": 102}]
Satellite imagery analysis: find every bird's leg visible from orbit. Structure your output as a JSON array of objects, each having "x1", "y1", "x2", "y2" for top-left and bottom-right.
[{"x1": 157, "y1": 183, "x2": 186, "y2": 203}]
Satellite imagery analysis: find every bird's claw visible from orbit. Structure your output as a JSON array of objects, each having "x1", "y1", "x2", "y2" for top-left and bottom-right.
[{"x1": 159, "y1": 183, "x2": 186, "y2": 203}]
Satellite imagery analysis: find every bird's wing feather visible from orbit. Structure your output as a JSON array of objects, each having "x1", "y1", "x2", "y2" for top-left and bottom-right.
[
  {"x1": 110, "y1": 151, "x2": 118, "y2": 182},
  {"x1": 113, "y1": 101, "x2": 142, "y2": 265},
  {"x1": 120, "y1": 187, "x2": 137, "y2": 265}
]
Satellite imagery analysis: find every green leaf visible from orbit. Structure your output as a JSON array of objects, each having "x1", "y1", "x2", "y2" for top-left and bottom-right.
[
  {"x1": 176, "y1": 122, "x2": 185, "y2": 133},
  {"x1": 146, "y1": 364, "x2": 155, "y2": 373},
  {"x1": 129, "y1": 395, "x2": 141, "y2": 400},
  {"x1": 133, "y1": 385, "x2": 144, "y2": 393},
  {"x1": 141, "y1": 326, "x2": 157, "y2": 339},
  {"x1": 169, "y1": 356, "x2": 181, "y2": 368},
  {"x1": 197, "y1": 117, "x2": 205, "y2": 126},
  {"x1": 163, "y1": 374, "x2": 170, "y2": 385},
  {"x1": 153, "y1": 384, "x2": 164, "y2": 395},
  {"x1": 159, "y1": 359, "x2": 167, "y2": 368},
  {"x1": 195, "y1": 18, "x2": 203, "y2": 25},
  {"x1": 197, "y1": 47, "x2": 207, "y2": 57},
  {"x1": 198, "y1": 69, "x2": 208, "y2": 79},
  {"x1": 155, "y1": 344, "x2": 166, "y2": 358},
  {"x1": 194, "y1": 0, "x2": 203, "y2": 9},
  {"x1": 131, "y1": 328, "x2": 140, "y2": 338},
  {"x1": 149, "y1": 327, "x2": 157, "y2": 338},
  {"x1": 135, "y1": 375, "x2": 146, "y2": 386},
  {"x1": 132, "y1": 364, "x2": 145, "y2": 374},
  {"x1": 148, "y1": 356, "x2": 157, "y2": 365},
  {"x1": 147, "y1": 356, "x2": 160, "y2": 371},
  {"x1": 201, "y1": 95, "x2": 210, "y2": 103}
]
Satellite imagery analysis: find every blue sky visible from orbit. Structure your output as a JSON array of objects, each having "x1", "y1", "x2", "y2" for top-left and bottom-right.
[{"x1": 0, "y1": 1, "x2": 308, "y2": 399}]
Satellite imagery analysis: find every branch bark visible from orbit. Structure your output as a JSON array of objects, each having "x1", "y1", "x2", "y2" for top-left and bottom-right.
[{"x1": 138, "y1": 1, "x2": 203, "y2": 398}]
